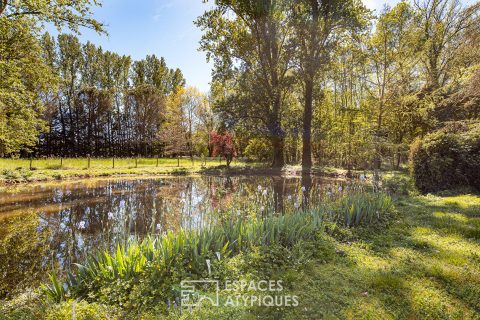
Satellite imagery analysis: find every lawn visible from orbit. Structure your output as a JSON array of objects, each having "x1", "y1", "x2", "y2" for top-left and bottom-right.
[
  {"x1": 270, "y1": 194, "x2": 480, "y2": 319},
  {"x1": 0, "y1": 157, "x2": 254, "y2": 183}
]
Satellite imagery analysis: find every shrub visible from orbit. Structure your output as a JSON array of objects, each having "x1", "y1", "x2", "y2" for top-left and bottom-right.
[
  {"x1": 244, "y1": 138, "x2": 272, "y2": 162},
  {"x1": 382, "y1": 175, "x2": 412, "y2": 195},
  {"x1": 410, "y1": 122, "x2": 480, "y2": 193}
]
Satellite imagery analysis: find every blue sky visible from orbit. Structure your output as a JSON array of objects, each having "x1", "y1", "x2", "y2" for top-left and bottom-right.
[{"x1": 68, "y1": 0, "x2": 476, "y2": 93}]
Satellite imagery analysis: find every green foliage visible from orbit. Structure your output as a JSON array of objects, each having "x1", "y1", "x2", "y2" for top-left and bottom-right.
[
  {"x1": 45, "y1": 301, "x2": 119, "y2": 320},
  {"x1": 60, "y1": 209, "x2": 325, "y2": 307},
  {"x1": 38, "y1": 189, "x2": 392, "y2": 312},
  {"x1": 410, "y1": 123, "x2": 480, "y2": 193},
  {"x1": 382, "y1": 174, "x2": 413, "y2": 195},
  {"x1": 41, "y1": 274, "x2": 66, "y2": 303},
  {"x1": 0, "y1": 17, "x2": 52, "y2": 155},
  {"x1": 244, "y1": 138, "x2": 272, "y2": 162},
  {"x1": 1, "y1": 0, "x2": 105, "y2": 33},
  {"x1": 333, "y1": 192, "x2": 393, "y2": 227}
]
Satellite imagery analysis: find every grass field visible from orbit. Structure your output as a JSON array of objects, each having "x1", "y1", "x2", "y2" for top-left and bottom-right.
[{"x1": 0, "y1": 157, "x2": 253, "y2": 183}]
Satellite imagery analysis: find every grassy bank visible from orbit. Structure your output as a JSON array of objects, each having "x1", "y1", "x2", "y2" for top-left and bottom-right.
[
  {"x1": 0, "y1": 195, "x2": 480, "y2": 319},
  {"x1": 2, "y1": 193, "x2": 478, "y2": 319},
  {"x1": 0, "y1": 158, "x2": 258, "y2": 184}
]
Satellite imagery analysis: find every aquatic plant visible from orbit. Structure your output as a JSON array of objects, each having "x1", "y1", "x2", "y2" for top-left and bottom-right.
[{"x1": 331, "y1": 192, "x2": 393, "y2": 227}]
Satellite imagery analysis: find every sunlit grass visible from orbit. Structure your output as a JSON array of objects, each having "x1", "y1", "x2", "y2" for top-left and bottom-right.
[
  {"x1": 0, "y1": 157, "x2": 258, "y2": 183},
  {"x1": 278, "y1": 193, "x2": 480, "y2": 319}
]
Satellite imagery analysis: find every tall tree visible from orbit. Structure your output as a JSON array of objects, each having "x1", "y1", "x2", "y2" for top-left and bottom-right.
[
  {"x1": 415, "y1": 0, "x2": 479, "y2": 91},
  {"x1": 197, "y1": 0, "x2": 295, "y2": 168},
  {"x1": 367, "y1": 2, "x2": 417, "y2": 182},
  {"x1": 0, "y1": 18, "x2": 53, "y2": 156},
  {"x1": 289, "y1": 0, "x2": 366, "y2": 170}
]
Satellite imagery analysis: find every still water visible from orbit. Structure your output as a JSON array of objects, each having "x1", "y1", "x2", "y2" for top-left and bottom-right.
[{"x1": 0, "y1": 175, "x2": 343, "y2": 295}]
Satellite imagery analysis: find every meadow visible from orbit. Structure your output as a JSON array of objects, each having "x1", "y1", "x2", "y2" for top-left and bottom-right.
[{"x1": 0, "y1": 157, "x2": 253, "y2": 184}]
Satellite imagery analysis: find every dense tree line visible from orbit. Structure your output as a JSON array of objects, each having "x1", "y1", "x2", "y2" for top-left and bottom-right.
[
  {"x1": 1, "y1": 1, "x2": 213, "y2": 158},
  {"x1": 198, "y1": 0, "x2": 480, "y2": 172},
  {"x1": 39, "y1": 34, "x2": 187, "y2": 157}
]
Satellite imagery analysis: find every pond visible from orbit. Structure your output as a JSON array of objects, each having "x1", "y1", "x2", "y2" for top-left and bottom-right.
[{"x1": 0, "y1": 175, "x2": 346, "y2": 296}]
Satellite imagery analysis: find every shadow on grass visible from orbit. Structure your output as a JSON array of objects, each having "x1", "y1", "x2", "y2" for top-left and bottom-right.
[{"x1": 262, "y1": 194, "x2": 480, "y2": 319}]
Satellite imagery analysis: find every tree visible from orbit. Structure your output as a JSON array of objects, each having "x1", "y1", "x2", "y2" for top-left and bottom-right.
[
  {"x1": 289, "y1": 0, "x2": 366, "y2": 170},
  {"x1": 0, "y1": 17, "x2": 53, "y2": 156},
  {"x1": 366, "y1": 2, "x2": 417, "y2": 183},
  {"x1": 194, "y1": 94, "x2": 216, "y2": 157},
  {"x1": 36, "y1": 34, "x2": 185, "y2": 158},
  {"x1": 182, "y1": 87, "x2": 207, "y2": 159},
  {"x1": 0, "y1": 0, "x2": 105, "y2": 156},
  {"x1": 158, "y1": 87, "x2": 188, "y2": 160},
  {"x1": 210, "y1": 130, "x2": 236, "y2": 166},
  {"x1": 415, "y1": 0, "x2": 479, "y2": 91},
  {"x1": 0, "y1": 0, "x2": 105, "y2": 33},
  {"x1": 197, "y1": 0, "x2": 294, "y2": 168}
]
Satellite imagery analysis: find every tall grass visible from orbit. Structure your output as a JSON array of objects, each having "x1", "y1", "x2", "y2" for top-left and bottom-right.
[{"x1": 335, "y1": 192, "x2": 393, "y2": 227}]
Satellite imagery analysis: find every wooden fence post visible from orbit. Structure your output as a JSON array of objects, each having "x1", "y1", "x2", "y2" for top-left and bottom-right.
[
  {"x1": 87, "y1": 154, "x2": 90, "y2": 169},
  {"x1": 60, "y1": 157, "x2": 63, "y2": 169},
  {"x1": 29, "y1": 157, "x2": 33, "y2": 170},
  {"x1": 112, "y1": 157, "x2": 115, "y2": 169}
]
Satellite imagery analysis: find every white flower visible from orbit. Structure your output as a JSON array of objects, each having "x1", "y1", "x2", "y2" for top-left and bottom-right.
[
  {"x1": 206, "y1": 259, "x2": 212, "y2": 275},
  {"x1": 257, "y1": 185, "x2": 262, "y2": 192},
  {"x1": 301, "y1": 186, "x2": 306, "y2": 192},
  {"x1": 327, "y1": 191, "x2": 332, "y2": 197},
  {"x1": 60, "y1": 223, "x2": 65, "y2": 229},
  {"x1": 260, "y1": 206, "x2": 265, "y2": 212},
  {"x1": 360, "y1": 174, "x2": 366, "y2": 181},
  {"x1": 287, "y1": 195, "x2": 292, "y2": 200},
  {"x1": 119, "y1": 200, "x2": 126, "y2": 209},
  {"x1": 78, "y1": 221, "x2": 86, "y2": 230},
  {"x1": 215, "y1": 252, "x2": 221, "y2": 260},
  {"x1": 294, "y1": 202, "x2": 300, "y2": 209},
  {"x1": 107, "y1": 212, "x2": 114, "y2": 220},
  {"x1": 262, "y1": 189, "x2": 268, "y2": 196},
  {"x1": 338, "y1": 186, "x2": 343, "y2": 192},
  {"x1": 156, "y1": 223, "x2": 161, "y2": 231}
]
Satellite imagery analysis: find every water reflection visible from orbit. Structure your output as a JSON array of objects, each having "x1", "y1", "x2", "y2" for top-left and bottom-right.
[{"x1": 0, "y1": 175, "x2": 344, "y2": 295}]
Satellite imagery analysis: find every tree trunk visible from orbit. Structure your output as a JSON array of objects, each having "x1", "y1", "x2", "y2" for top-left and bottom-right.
[
  {"x1": 0, "y1": 0, "x2": 7, "y2": 16},
  {"x1": 302, "y1": 79, "x2": 313, "y2": 171},
  {"x1": 271, "y1": 133, "x2": 285, "y2": 168}
]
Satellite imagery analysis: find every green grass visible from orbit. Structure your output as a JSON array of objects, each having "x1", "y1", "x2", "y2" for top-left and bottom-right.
[
  {"x1": 276, "y1": 194, "x2": 480, "y2": 319},
  {"x1": 0, "y1": 157, "x2": 257, "y2": 183}
]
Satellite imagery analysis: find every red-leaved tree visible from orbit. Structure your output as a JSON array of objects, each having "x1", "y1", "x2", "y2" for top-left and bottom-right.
[{"x1": 210, "y1": 131, "x2": 236, "y2": 166}]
